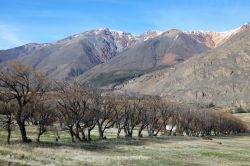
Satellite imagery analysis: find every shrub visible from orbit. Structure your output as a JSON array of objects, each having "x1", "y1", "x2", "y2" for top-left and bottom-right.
[
  {"x1": 207, "y1": 102, "x2": 215, "y2": 108},
  {"x1": 235, "y1": 107, "x2": 248, "y2": 113}
]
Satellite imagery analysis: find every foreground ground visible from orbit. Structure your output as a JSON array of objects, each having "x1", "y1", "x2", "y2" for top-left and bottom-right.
[{"x1": 0, "y1": 113, "x2": 250, "y2": 166}]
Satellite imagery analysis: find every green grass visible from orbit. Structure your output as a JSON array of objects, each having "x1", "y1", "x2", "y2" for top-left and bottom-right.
[
  {"x1": 90, "y1": 66, "x2": 170, "y2": 87},
  {"x1": 91, "y1": 71, "x2": 143, "y2": 87},
  {"x1": 0, "y1": 113, "x2": 249, "y2": 166}
]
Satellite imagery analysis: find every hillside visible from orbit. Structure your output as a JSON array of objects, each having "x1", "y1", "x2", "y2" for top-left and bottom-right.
[
  {"x1": 0, "y1": 28, "x2": 141, "y2": 79},
  {"x1": 119, "y1": 29, "x2": 250, "y2": 108},
  {"x1": 80, "y1": 25, "x2": 250, "y2": 87},
  {"x1": 80, "y1": 29, "x2": 210, "y2": 86}
]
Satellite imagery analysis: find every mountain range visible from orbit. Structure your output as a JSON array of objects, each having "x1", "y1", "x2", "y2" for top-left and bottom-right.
[{"x1": 1, "y1": 23, "x2": 250, "y2": 108}]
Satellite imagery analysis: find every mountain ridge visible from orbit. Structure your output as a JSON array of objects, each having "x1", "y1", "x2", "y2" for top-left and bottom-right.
[
  {"x1": 0, "y1": 23, "x2": 249, "y2": 81},
  {"x1": 78, "y1": 23, "x2": 250, "y2": 86},
  {"x1": 118, "y1": 28, "x2": 250, "y2": 108}
]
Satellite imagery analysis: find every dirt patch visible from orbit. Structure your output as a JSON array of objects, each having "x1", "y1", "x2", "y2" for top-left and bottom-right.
[{"x1": 162, "y1": 53, "x2": 176, "y2": 65}]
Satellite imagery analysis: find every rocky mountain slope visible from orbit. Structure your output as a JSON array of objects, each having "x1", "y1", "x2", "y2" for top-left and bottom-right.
[
  {"x1": 119, "y1": 29, "x2": 250, "y2": 108},
  {"x1": 80, "y1": 24, "x2": 250, "y2": 87},
  {"x1": 0, "y1": 28, "x2": 143, "y2": 79},
  {"x1": 0, "y1": 23, "x2": 249, "y2": 82}
]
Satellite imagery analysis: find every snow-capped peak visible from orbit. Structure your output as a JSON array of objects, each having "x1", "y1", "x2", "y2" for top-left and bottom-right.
[
  {"x1": 185, "y1": 23, "x2": 250, "y2": 48},
  {"x1": 54, "y1": 22, "x2": 250, "y2": 48},
  {"x1": 220, "y1": 27, "x2": 240, "y2": 38},
  {"x1": 140, "y1": 30, "x2": 163, "y2": 41}
]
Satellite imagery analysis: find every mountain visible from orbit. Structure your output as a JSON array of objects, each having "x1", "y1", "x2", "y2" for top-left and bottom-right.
[
  {"x1": 79, "y1": 23, "x2": 250, "y2": 88},
  {"x1": 0, "y1": 23, "x2": 249, "y2": 81},
  {"x1": 186, "y1": 26, "x2": 243, "y2": 48},
  {"x1": 79, "y1": 29, "x2": 229, "y2": 87},
  {"x1": 1, "y1": 23, "x2": 250, "y2": 108},
  {"x1": 139, "y1": 31, "x2": 163, "y2": 41},
  {"x1": 119, "y1": 28, "x2": 250, "y2": 108},
  {"x1": 0, "y1": 43, "x2": 46, "y2": 62},
  {"x1": 0, "y1": 28, "x2": 141, "y2": 79}
]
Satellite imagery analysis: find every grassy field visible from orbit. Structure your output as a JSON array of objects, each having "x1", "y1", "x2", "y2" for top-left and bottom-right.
[{"x1": 0, "y1": 113, "x2": 249, "y2": 166}]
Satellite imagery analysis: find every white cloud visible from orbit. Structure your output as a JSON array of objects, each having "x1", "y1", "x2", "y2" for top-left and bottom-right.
[{"x1": 0, "y1": 24, "x2": 25, "y2": 49}]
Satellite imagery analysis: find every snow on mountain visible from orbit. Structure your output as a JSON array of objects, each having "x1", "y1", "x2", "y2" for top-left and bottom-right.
[
  {"x1": 1, "y1": 23, "x2": 250, "y2": 81},
  {"x1": 140, "y1": 31, "x2": 163, "y2": 41},
  {"x1": 185, "y1": 23, "x2": 250, "y2": 48}
]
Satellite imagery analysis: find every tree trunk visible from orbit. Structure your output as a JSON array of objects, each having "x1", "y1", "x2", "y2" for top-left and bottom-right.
[
  {"x1": 75, "y1": 133, "x2": 83, "y2": 142},
  {"x1": 138, "y1": 125, "x2": 144, "y2": 137},
  {"x1": 17, "y1": 121, "x2": 30, "y2": 143},
  {"x1": 37, "y1": 125, "x2": 46, "y2": 142},
  {"x1": 125, "y1": 127, "x2": 133, "y2": 137},
  {"x1": 81, "y1": 129, "x2": 86, "y2": 141},
  {"x1": 37, "y1": 133, "x2": 41, "y2": 142},
  {"x1": 69, "y1": 130, "x2": 75, "y2": 142},
  {"x1": 117, "y1": 126, "x2": 123, "y2": 137},
  {"x1": 6, "y1": 116, "x2": 12, "y2": 144},
  {"x1": 97, "y1": 121, "x2": 105, "y2": 139},
  {"x1": 124, "y1": 127, "x2": 128, "y2": 136},
  {"x1": 55, "y1": 129, "x2": 60, "y2": 142},
  {"x1": 87, "y1": 129, "x2": 92, "y2": 141},
  {"x1": 7, "y1": 125, "x2": 11, "y2": 144},
  {"x1": 154, "y1": 123, "x2": 164, "y2": 136},
  {"x1": 16, "y1": 105, "x2": 30, "y2": 143},
  {"x1": 75, "y1": 124, "x2": 83, "y2": 141},
  {"x1": 126, "y1": 132, "x2": 132, "y2": 137},
  {"x1": 147, "y1": 126, "x2": 154, "y2": 136}
]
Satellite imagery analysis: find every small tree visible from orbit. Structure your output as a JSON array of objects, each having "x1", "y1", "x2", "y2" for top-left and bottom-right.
[
  {"x1": 122, "y1": 98, "x2": 142, "y2": 137},
  {"x1": 56, "y1": 81, "x2": 97, "y2": 142},
  {"x1": 0, "y1": 101, "x2": 16, "y2": 144},
  {"x1": 31, "y1": 96, "x2": 56, "y2": 142},
  {"x1": 137, "y1": 99, "x2": 150, "y2": 137},
  {"x1": 96, "y1": 96, "x2": 117, "y2": 139},
  {"x1": 114, "y1": 96, "x2": 127, "y2": 137},
  {"x1": 0, "y1": 61, "x2": 49, "y2": 143},
  {"x1": 147, "y1": 97, "x2": 162, "y2": 136}
]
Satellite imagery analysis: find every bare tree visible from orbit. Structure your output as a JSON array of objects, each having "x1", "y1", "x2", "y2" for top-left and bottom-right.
[
  {"x1": 84, "y1": 87, "x2": 100, "y2": 141},
  {"x1": 0, "y1": 61, "x2": 49, "y2": 143},
  {"x1": 146, "y1": 97, "x2": 163, "y2": 136},
  {"x1": 31, "y1": 96, "x2": 56, "y2": 142},
  {"x1": 137, "y1": 98, "x2": 150, "y2": 137},
  {"x1": 166, "y1": 103, "x2": 180, "y2": 136},
  {"x1": 113, "y1": 96, "x2": 127, "y2": 138},
  {"x1": 96, "y1": 96, "x2": 117, "y2": 139},
  {"x1": 0, "y1": 101, "x2": 16, "y2": 144},
  {"x1": 123, "y1": 98, "x2": 142, "y2": 137},
  {"x1": 56, "y1": 81, "x2": 98, "y2": 142}
]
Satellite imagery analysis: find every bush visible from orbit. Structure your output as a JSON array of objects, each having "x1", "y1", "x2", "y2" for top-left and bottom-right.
[
  {"x1": 235, "y1": 107, "x2": 248, "y2": 113},
  {"x1": 207, "y1": 102, "x2": 215, "y2": 108}
]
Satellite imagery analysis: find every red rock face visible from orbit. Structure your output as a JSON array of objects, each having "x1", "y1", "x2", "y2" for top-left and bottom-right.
[
  {"x1": 186, "y1": 31, "x2": 226, "y2": 48},
  {"x1": 186, "y1": 23, "x2": 250, "y2": 49},
  {"x1": 162, "y1": 53, "x2": 176, "y2": 65}
]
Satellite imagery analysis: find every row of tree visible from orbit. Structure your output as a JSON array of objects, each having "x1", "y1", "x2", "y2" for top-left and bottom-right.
[{"x1": 0, "y1": 62, "x2": 248, "y2": 144}]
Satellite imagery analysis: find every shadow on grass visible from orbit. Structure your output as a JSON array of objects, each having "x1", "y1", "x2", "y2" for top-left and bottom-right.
[
  {"x1": 1, "y1": 136, "x2": 175, "y2": 152},
  {"x1": 3, "y1": 133, "x2": 250, "y2": 152},
  {"x1": 0, "y1": 160, "x2": 27, "y2": 166},
  {"x1": 2, "y1": 137, "x2": 145, "y2": 152},
  {"x1": 210, "y1": 132, "x2": 250, "y2": 140},
  {"x1": 27, "y1": 135, "x2": 195, "y2": 151}
]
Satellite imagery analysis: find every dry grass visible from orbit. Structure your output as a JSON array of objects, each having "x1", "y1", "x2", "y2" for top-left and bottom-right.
[{"x1": 0, "y1": 113, "x2": 249, "y2": 166}]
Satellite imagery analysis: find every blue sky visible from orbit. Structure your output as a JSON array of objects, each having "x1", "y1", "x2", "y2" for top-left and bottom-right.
[{"x1": 0, "y1": 0, "x2": 250, "y2": 49}]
